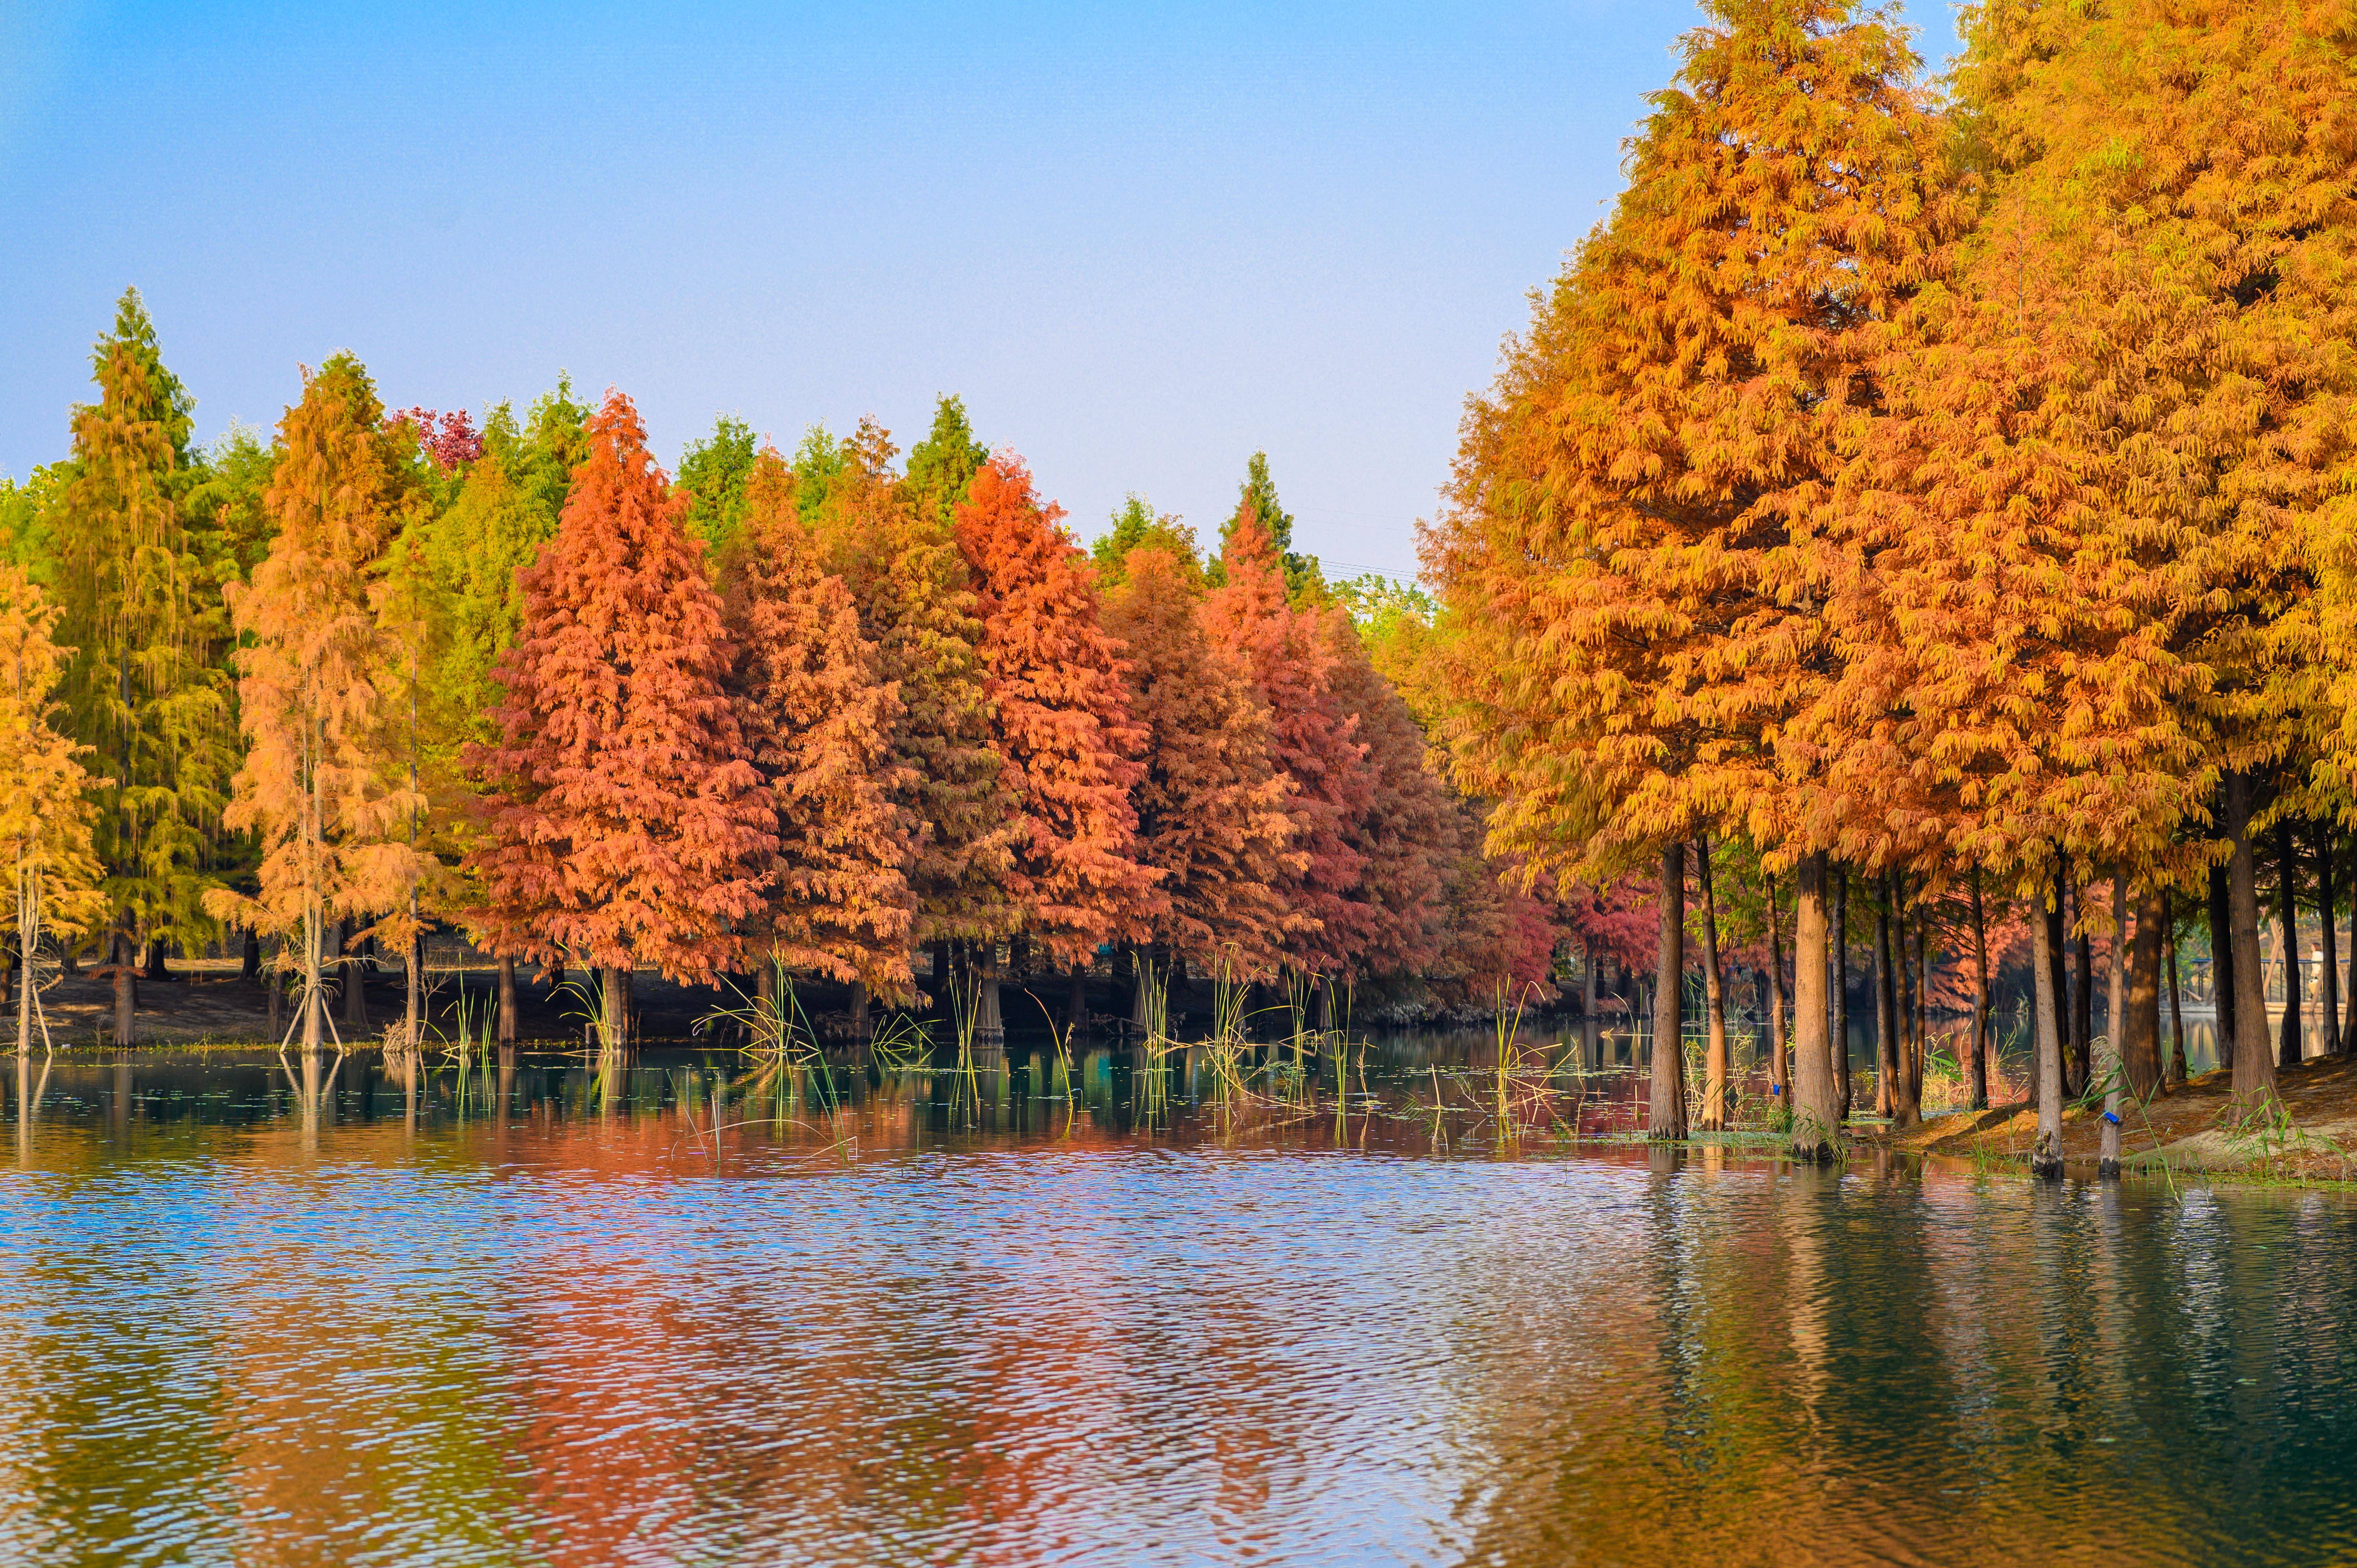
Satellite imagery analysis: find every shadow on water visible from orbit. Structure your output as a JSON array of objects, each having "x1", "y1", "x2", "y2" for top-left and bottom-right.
[{"x1": 0, "y1": 1042, "x2": 2352, "y2": 1567}]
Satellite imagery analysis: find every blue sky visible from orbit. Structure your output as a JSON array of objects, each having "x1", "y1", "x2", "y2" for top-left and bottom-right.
[{"x1": 2, "y1": 2, "x2": 1963, "y2": 581}]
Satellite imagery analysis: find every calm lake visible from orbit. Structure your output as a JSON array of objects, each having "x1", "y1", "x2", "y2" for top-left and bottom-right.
[{"x1": 1, "y1": 1040, "x2": 2349, "y2": 1567}]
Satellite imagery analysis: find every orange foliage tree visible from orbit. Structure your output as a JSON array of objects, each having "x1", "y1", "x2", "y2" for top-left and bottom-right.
[
  {"x1": 719, "y1": 451, "x2": 914, "y2": 996},
  {"x1": 467, "y1": 391, "x2": 773, "y2": 1050},
  {"x1": 1099, "y1": 540, "x2": 1299, "y2": 988},
  {"x1": 1, "y1": 566, "x2": 104, "y2": 1051},
  {"x1": 209, "y1": 356, "x2": 435, "y2": 1050},
  {"x1": 955, "y1": 455, "x2": 1153, "y2": 993}
]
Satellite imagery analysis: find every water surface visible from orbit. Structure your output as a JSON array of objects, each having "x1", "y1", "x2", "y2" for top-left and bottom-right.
[{"x1": 0, "y1": 1046, "x2": 2348, "y2": 1566}]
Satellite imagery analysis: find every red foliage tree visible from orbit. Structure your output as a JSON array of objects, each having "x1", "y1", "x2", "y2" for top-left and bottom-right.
[
  {"x1": 719, "y1": 452, "x2": 914, "y2": 991},
  {"x1": 954, "y1": 455, "x2": 1153, "y2": 968},
  {"x1": 466, "y1": 391, "x2": 773, "y2": 1047},
  {"x1": 1099, "y1": 542, "x2": 1299, "y2": 976},
  {"x1": 1200, "y1": 504, "x2": 1373, "y2": 979}
]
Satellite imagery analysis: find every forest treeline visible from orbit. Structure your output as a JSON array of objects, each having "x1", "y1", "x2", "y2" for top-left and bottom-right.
[
  {"x1": 1413, "y1": 0, "x2": 2357, "y2": 1172},
  {"x1": 0, "y1": 301, "x2": 1571, "y2": 1060}
]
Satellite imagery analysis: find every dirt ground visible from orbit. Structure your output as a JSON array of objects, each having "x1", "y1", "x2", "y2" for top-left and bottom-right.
[{"x1": 1883, "y1": 1051, "x2": 2357, "y2": 1182}]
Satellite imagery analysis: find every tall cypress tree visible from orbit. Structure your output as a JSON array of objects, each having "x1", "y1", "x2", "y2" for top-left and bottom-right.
[
  {"x1": 902, "y1": 395, "x2": 989, "y2": 534},
  {"x1": 49, "y1": 289, "x2": 232, "y2": 1035}
]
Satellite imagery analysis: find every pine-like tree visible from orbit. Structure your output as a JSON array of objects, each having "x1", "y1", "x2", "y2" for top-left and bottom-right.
[
  {"x1": 955, "y1": 455, "x2": 1154, "y2": 968},
  {"x1": 47, "y1": 290, "x2": 235, "y2": 1038},
  {"x1": 678, "y1": 414, "x2": 760, "y2": 559},
  {"x1": 720, "y1": 451, "x2": 915, "y2": 990},
  {"x1": 0, "y1": 567, "x2": 105, "y2": 1051},
  {"x1": 1100, "y1": 543, "x2": 1296, "y2": 973},
  {"x1": 902, "y1": 395, "x2": 989, "y2": 534},
  {"x1": 209, "y1": 355, "x2": 436, "y2": 1050},
  {"x1": 467, "y1": 391, "x2": 773, "y2": 1050}
]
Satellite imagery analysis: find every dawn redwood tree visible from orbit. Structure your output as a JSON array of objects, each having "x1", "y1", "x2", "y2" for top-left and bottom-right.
[
  {"x1": 720, "y1": 451, "x2": 914, "y2": 993},
  {"x1": 1426, "y1": 0, "x2": 1965, "y2": 1147},
  {"x1": 1202, "y1": 504, "x2": 1373, "y2": 983},
  {"x1": 901, "y1": 395, "x2": 989, "y2": 536},
  {"x1": 210, "y1": 355, "x2": 436, "y2": 1051},
  {"x1": 1100, "y1": 541, "x2": 1299, "y2": 979},
  {"x1": 1322, "y1": 615, "x2": 1454, "y2": 984},
  {"x1": 467, "y1": 391, "x2": 773, "y2": 1052},
  {"x1": 955, "y1": 455, "x2": 1155, "y2": 985},
  {"x1": 0, "y1": 567, "x2": 104, "y2": 1053},
  {"x1": 49, "y1": 290, "x2": 233, "y2": 1043}
]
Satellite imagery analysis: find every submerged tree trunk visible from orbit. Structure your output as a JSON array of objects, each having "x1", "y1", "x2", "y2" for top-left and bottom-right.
[
  {"x1": 2319, "y1": 825, "x2": 2342, "y2": 1057},
  {"x1": 2100, "y1": 874, "x2": 2126, "y2": 1179},
  {"x1": 1649, "y1": 841, "x2": 1686, "y2": 1140},
  {"x1": 2030, "y1": 870, "x2": 2066, "y2": 1179},
  {"x1": 1580, "y1": 942, "x2": 1601, "y2": 1071},
  {"x1": 1969, "y1": 868, "x2": 1990, "y2": 1110},
  {"x1": 1790, "y1": 853, "x2": 1837, "y2": 1159},
  {"x1": 1832, "y1": 865, "x2": 1851, "y2": 1120},
  {"x1": 1765, "y1": 870, "x2": 1789, "y2": 1105},
  {"x1": 2124, "y1": 881, "x2": 2164, "y2": 1100},
  {"x1": 600, "y1": 964, "x2": 632, "y2": 1054},
  {"x1": 976, "y1": 946, "x2": 1004, "y2": 1046},
  {"x1": 1909, "y1": 899, "x2": 1927, "y2": 1115},
  {"x1": 2071, "y1": 881, "x2": 2093, "y2": 1097},
  {"x1": 2225, "y1": 773, "x2": 2276, "y2": 1098},
  {"x1": 498, "y1": 952, "x2": 518, "y2": 1044},
  {"x1": 404, "y1": 932, "x2": 423, "y2": 1052},
  {"x1": 848, "y1": 980, "x2": 871, "y2": 1042},
  {"x1": 2278, "y1": 816, "x2": 2302, "y2": 1070},
  {"x1": 1696, "y1": 834, "x2": 1729, "y2": 1131},
  {"x1": 1068, "y1": 964, "x2": 1090, "y2": 1036},
  {"x1": 2041, "y1": 885, "x2": 2068, "y2": 1111}
]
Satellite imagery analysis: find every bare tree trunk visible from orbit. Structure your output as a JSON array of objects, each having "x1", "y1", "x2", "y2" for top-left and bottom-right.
[
  {"x1": 1696, "y1": 835, "x2": 1729, "y2": 1131},
  {"x1": 849, "y1": 980, "x2": 871, "y2": 1041},
  {"x1": 2208, "y1": 861, "x2": 2235, "y2": 1071},
  {"x1": 1068, "y1": 964, "x2": 1090, "y2": 1036},
  {"x1": 144, "y1": 935, "x2": 171, "y2": 983},
  {"x1": 1909, "y1": 896, "x2": 1928, "y2": 1113},
  {"x1": 1790, "y1": 853, "x2": 1836, "y2": 1160},
  {"x1": 2030, "y1": 868, "x2": 2066, "y2": 1179},
  {"x1": 2225, "y1": 773, "x2": 2276, "y2": 1097},
  {"x1": 2278, "y1": 815, "x2": 2303, "y2": 1070},
  {"x1": 2124, "y1": 882, "x2": 2164, "y2": 1099},
  {"x1": 1833, "y1": 865, "x2": 1851, "y2": 1119},
  {"x1": 497, "y1": 953, "x2": 518, "y2": 1044},
  {"x1": 2319, "y1": 824, "x2": 2342, "y2": 1057},
  {"x1": 240, "y1": 927, "x2": 261, "y2": 982},
  {"x1": 2041, "y1": 884, "x2": 2068, "y2": 1112},
  {"x1": 1649, "y1": 841, "x2": 1686, "y2": 1140},
  {"x1": 404, "y1": 931, "x2": 423, "y2": 1051},
  {"x1": 1765, "y1": 870, "x2": 1789, "y2": 1104},
  {"x1": 1874, "y1": 877, "x2": 1901, "y2": 1122},
  {"x1": 2165, "y1": 897, "x2": 2188, "y2": 1087},
  {"x1": 2100, "y1": 873, "x2": 2126, "y2": 1179},
  {"x1": 600, "y1": 964, "x2": 631, "y2": 1054},
  {"x1": 1969, "y1": 868, "x2": 1990, "y2": 1110},
  {"x1": 2071, "y1": 880, "x2": 2093, "y2": 1096},
  {"x1": 1582, "y1": 940, "x2": 1601, "y2": 1072},
  {"x1": 111, "y1": 921, "x2": 137, "y2": 1048}
]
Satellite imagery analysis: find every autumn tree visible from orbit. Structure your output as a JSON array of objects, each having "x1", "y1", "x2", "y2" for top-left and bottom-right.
[
  {"x1": 0, "y1": 567, "x2": 104, "y2": 1052},
  {"x1": 902, "y1": 395, "x2": 989, "y2": 534},
  {"x1": 802, "y1": 418, "x2": 1014, "y2": 978},
  {"x1": 467, "y1": 391, "x2": 773, "y2": 1052},
  {"x1": 679, "y1": 414, "x2": 760, "y2": 558},
  {"x1": 719, "y1": 451, "x2": 914, "y2": 993},
  {"x1": 47, "y1": 290, "x2": 235, "y2": 1041},
  {"x1": 1425, "y1": 0, "x2": 1964, "y2": 1145},
  {"x1": 1100, "y1": 540, "x2": 1298, "y2": 981},
  {"x1": 1216, "y1": 452, "x2": 1321, "y2": 601},
  {"x1": 209, "y1": 355, "x2": 436, "y2": 1051},
  {"x1": 1202, "y1": 504, "x2": 1373, "y2": 982},
  {"x1": 956, "y1": 453, "x2": 1154, "y2": 1026}
]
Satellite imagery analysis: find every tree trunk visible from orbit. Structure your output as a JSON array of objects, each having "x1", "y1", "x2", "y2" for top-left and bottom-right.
[
  {"x1": 1696, "y1": 835, "x2": 1729, "y2": 1131},
  {"x1": 1873, "y1": 878, "x2": 1899, "y2": 1121},
  {"x1": 1909, "y1": 894, "x2": 1928, "y2": 1115},
  {"x1": 2124, "y1": 881, "x2": 2164, "y2": 1100},
  {"x1": 1582, "y1": 940, "x2": 1601, "y2": 1072},
  {"x1": 299, "y1": 914, "x2": 324, "y2": 1053},
  {"x1": 1790, "y1": 854, "x2": 1837, "y2": 1159},
  {"x1": 2165, "y1": 897, "x2": 2188, "y2": 1088},
  {"x1": 976, "y1": 947, "x2": 1004, "y2": 1045},
  {"x1": 1832, "y1": 865, "x2": 1851, "y2": 1119},
  {"x1": 2071, "y1": 881, "x2": 2093, "y2": 1097},
  {"x1": 2208, "y1": 860, "x2": 2235, "y2": 1070},
  {"x1": 930, "y1": 941, "x2": 950, "y2": 1015},
  {"x1": 1068, "y1": 964, "x2": 1090, "y2": 1036},
  {"x1": 404, "y1": 932, "x2": 423, "y2": 1052},
  {"x1": 1969, "y1": 868, "x2": 1990, "y2": 1110},
  {"x1": 1764, "y1": 870, "x2": 1789, "y2": 1104},
  {"x1": 498, "y1": 953, "x2": 518, "y2": 1044},
  {"x1": 240, "y1": 927, "x2": 261, "y2": 982},
  {"x1": 111, "y1": 923, "x2": 137, "y2": 1049},
  {"x1": 849, "y1": 980, "x2": 871, "y2": 1041},
  {"x1": 343, "y1": 923, "x2": 370, "y2": 1033},
  {"x1": 144, "y1": 936, "x2": 171, "y2": 983},
  {"x1": 600, "y1": 964, "x2": 631, "y2": 1054},
  {"x1": 2319, "y1": 824, "x2": 2342, "y2": 1057},
  {"x1": 2041, "y1": 884, "x2": 2068, "y2": 1111},
  {"x1": 2278, "y1": 816, "x2": 2302, "y2": 1070},
  {"x1": 1649, "y1": 841, "x2": 1686, "y2": 1140},
  {"x1": 2030, "y1": 870, "x2": 2066, "y2": 1179},
  {"x1": 2099, "y1": 873, "x2": 2126, "y2": 1179},
  {"x1": 2225, "y1": 773, "x2": 2276, "y2": 1097}
]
